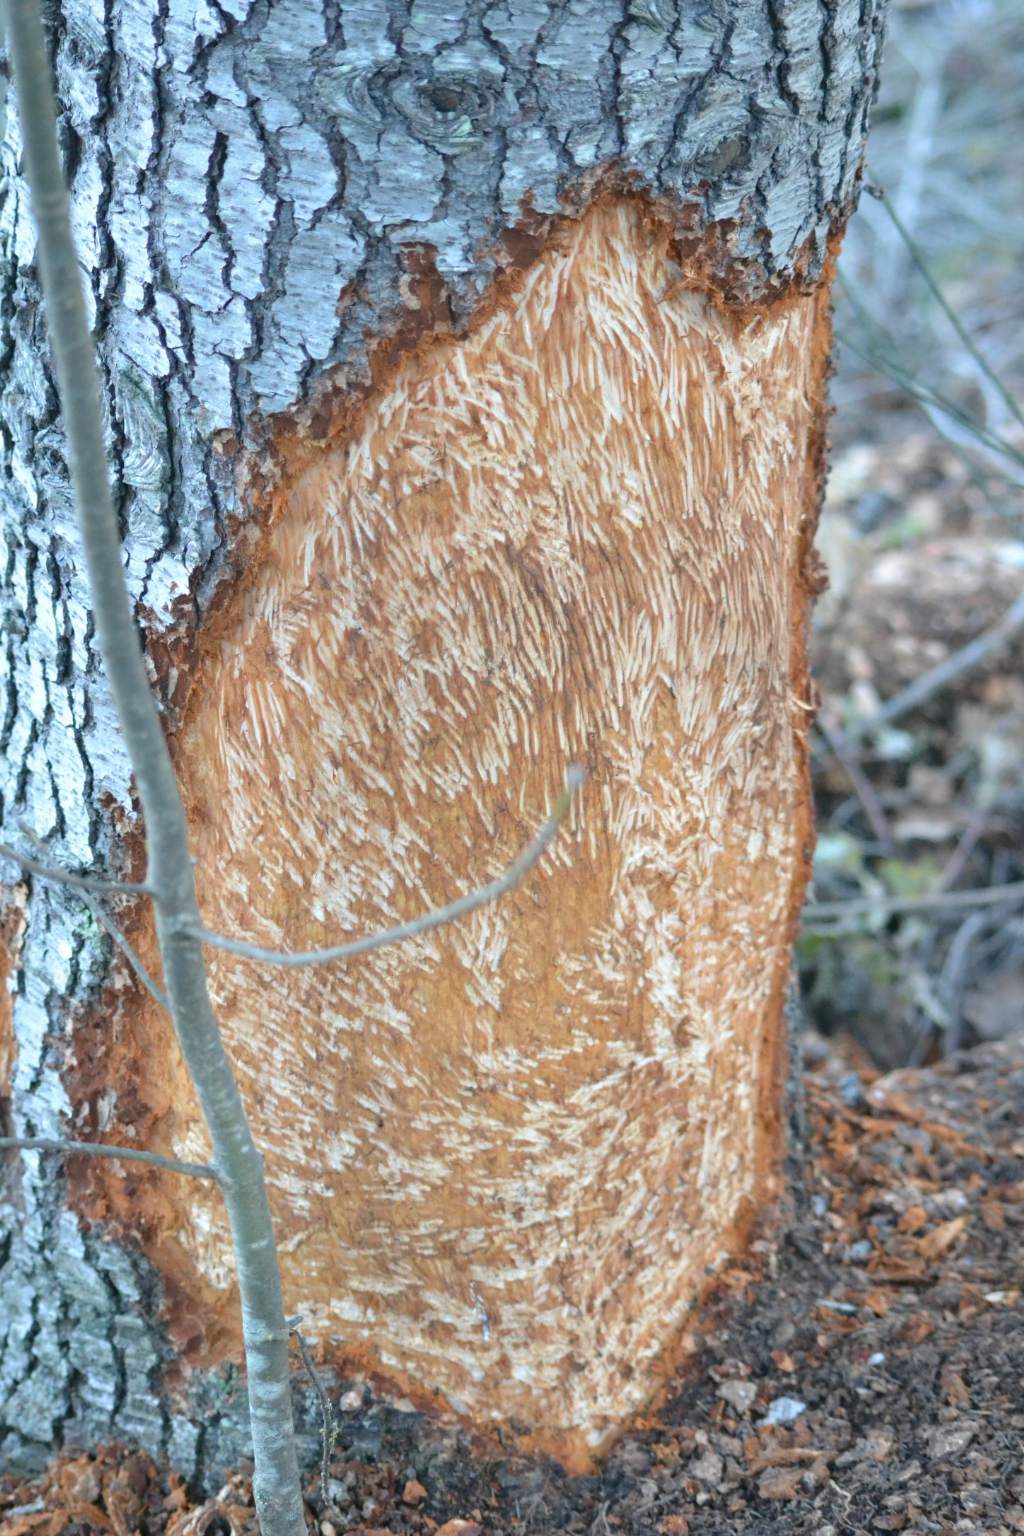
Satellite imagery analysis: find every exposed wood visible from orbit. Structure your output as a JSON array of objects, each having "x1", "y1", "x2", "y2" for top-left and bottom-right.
[
  {"x1": 71, "y1": 197, "x2": 830, "y2": 1465},
  {"x1": 0, "y1": 897, "x2": 25, "y2": 1110},
  {"x1": 0, "y1": 0, "x2": 885, "y2": 1486}
]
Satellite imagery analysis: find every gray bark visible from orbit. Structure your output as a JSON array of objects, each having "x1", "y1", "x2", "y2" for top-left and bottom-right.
[{"x1": 0, "y1": 0, "x2": 885, "y2": 1485}]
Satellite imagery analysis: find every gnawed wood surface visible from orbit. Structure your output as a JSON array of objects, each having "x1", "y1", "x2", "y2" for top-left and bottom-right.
[
  {"x1": 0, "y1": 897, "x2": 24, "y2": 1108},
  {"x1": 81, "y1": 198, "x2": 829, "y2": 1463},
  {"x1": 0, "y1": 0, "x2": 885, "y2": 1482}
]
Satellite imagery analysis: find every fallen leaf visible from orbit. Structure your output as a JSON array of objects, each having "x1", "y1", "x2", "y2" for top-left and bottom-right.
[
  {"x1": 757, "y1": 1466, "x2": 804, "y2": 1500},
  {"x1": 1, "y1": 1517, "x2": 57, "y2": 1536},
  {"x1": 940, "y1": 1365, "x2": 970, "y2": 1406},
  {"x1": 55, "y1": 1461, "x2": 101, "y2": 1508},
  {"x1": 50, "y1": 1508, "x2": 113, "y2": 1534},
  {"x1": 897, "y1": 1204, "x2": 928, "y2": 1234},
  {"x1": 917, "y1": 1215, "x2": 969, "y2": 1261},
  {"x1": 981, "y1": 1199, "x2": 1007, "y2": 1233},
  {"x1": 749, "y1": 1447, "x2": 830, "y2": 1472},
  {"x1": 895, "y1": 1314, "x2": 934, "y2": 1344},
  {"x1": 166, "y1": 1501, "x2": 247, "y2": 1536},
  {"x1": 868, "y1": 1260, "x2": 927, "y2": 1283}
]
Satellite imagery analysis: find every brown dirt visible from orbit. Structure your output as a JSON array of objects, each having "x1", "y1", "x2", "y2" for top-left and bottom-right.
[{"x1": 6, "y1": 1034, "x2": 1024, "y2": 1535}]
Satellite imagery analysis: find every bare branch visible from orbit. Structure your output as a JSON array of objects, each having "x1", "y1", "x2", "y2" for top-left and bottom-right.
[
  {"x1": 0, "y1": 1136, "x2": 220, "y2": 1182},
  {"x1": 814, "y1": 708, "x2": 896, "y2": 854},
  {"x1": 802, "y1": 880, "x2": 1024, "y2": 925},
  {"x1": 81, "y1": 892, "x2": 171, "y2": 1011},
  {"x1": 867, "y1": 178, "x2": 1024, "y2": 435},
  {"x1": 192, "y1": 765, "x2": 587, "y2": 970},
  {"x1": 0, "y1": 840, "x2": 153, "y2": 897},
  {"x1": 14, "y1": 827, "x2": 170, "y2": 1010},
  {"x1": 288, "y1": 1320, "x2": 337, "y2": 1507},
  {"x1": 850, "y1": 589, "x2": 1024, "y2": 739}
]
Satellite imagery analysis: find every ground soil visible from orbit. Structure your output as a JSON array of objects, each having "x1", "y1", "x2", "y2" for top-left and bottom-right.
[{"x1": 5, "y1": 1033, "x2": 1024, "y2": 1536}]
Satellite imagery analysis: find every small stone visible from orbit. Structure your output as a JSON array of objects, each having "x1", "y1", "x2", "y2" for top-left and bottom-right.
[
  {"x1": 326, "y1": 1474, "x2": 354, "y2": 1503},
  {"x1": 658, "y1": 1517, "x2": 689, "y2": 1535},
  {"x1": 339, "y1": 1388, "x2": 364, "y2": 1411},
  {"x1": 690, "y1": 1450, "x2": 724, "y2": 1486},
  {"x1": 402, "y1": 1479, "x2": 427, "y2": 1506},
  {"x1": 836, "y1": 1430, "x2": 894, "y2": 1466},
  {"x1": 717, "y1": 1379, "x2": 757, "y2": 1415},
  {"x1": 435, "y1": 1523, "x2": 483, "y2": 1536},
  {"x1": 926, "y1": 1422, "x2": 976, "y2": 1458},
  {"x1": 838, "y1": 1072, "x2": 865, "y2": 1108},
  {"x1": 760, "y1": 1396, "x2": 807, "y2": 1426}
]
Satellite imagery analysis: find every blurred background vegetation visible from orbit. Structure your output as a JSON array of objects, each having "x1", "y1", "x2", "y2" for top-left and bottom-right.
[{"x1": 801, "y1": 0, "x2": 1024, "y2": 1068}]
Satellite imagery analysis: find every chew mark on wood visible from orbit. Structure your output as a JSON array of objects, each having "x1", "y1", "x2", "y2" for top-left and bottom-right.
[
  {"x1": 0, "y1": 894, "x2": 26, "y2": 1107},
  {"x1": 84, "y1": 196, "x2": 829, "y2": 1466}
]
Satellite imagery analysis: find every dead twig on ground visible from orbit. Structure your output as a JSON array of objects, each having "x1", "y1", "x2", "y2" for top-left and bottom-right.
[
  {"x1": 803, "y1": 880, "x2": 1024, "y2": 925},
  {"x1": 287, "y1": 1321, "x2": 336, "y2": 1508},
  {"x1": 847, "y1": 588, "x2": 1024, "y2": 739},
  {"x1": 815, "y1": 708, "x2": 898, "y2": 853}
]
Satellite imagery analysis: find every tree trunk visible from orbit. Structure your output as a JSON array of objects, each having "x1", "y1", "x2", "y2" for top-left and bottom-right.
[{"x1": 0, "y1": 0, "x2": 886, "y2": 1484}]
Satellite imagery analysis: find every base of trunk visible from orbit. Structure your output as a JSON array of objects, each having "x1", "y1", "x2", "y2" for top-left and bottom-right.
[{"x1": 65, "y1": 194, "x2": 828, "y2": 1467}]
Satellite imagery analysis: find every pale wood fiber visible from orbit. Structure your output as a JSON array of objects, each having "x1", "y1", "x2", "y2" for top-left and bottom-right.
[{"x1": 116, "y1": 199, "x2": 825, "y2": 1459}]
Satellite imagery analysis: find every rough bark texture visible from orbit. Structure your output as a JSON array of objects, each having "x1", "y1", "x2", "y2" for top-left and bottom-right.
[{"x1": 0, "y1": 0, "x2": 885, "y2": 1485}]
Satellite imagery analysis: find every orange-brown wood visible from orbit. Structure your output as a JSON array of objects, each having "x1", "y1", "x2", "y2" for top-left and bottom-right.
[
  {"x1": 73, "y1": 196, "x2": 829, "y2": 1465},
  {"x1": 0, "y1": 894, "x2": 25, "y2": 1106}
]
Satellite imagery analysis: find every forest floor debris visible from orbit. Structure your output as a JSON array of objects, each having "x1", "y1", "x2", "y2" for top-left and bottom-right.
[
  {"x1": 804, "y1": 427, "x2": 1024, "y2": 1069},
  {"x1": 6, "y1": 1033, "x2": 1024, "y2": 1536}
]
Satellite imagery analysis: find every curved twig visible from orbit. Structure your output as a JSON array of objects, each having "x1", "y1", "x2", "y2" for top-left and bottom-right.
[
  {"x1": 191, "y1": 767, "x2": 586, "y2": 969},
  {"x1": 0, "y1": 1136, "x2": 219, "y2": 1181},
  {"x1": 0, "y1": 841, "x2": 153, "y2": 897},
  {"x1": 803, "y1": 880, "x2": 1024, "y2": 925}
]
